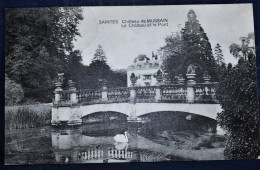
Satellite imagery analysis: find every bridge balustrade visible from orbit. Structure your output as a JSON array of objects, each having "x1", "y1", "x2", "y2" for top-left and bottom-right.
[
  {"x1": 107, "y1": 87, "x2": 131, "y2": 102},
  {"x1": 194, "y1": 83, "x2": 217, "y2": 103},
  {"x1": 53, "y1": 79, "x2": 219, "y2": 106},
  {"x1": 53, "y1": 90, "x2": 71, "y2": 105},
  {"x1": 135, "y1": 86, "x2": 156, "y2": 101},
  {"x1": 77, "y1": 89, "x2": 102, "y2": 103},
  {"x1": 78, "y1": 147, "x2": 133, "y2": 161},
  {"x1": 161, "y1": 85, "x2": 187, "y2": 102}
]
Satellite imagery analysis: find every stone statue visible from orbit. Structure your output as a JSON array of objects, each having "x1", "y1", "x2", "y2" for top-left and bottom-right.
[
  {"x1": 187, "y1": 65, "x2": 196, "y2": 74},
  {"x1": 130, "y1": 73, "x2": 137, "y2": 86},
  {"x1": 157, "y1": 70, "x2": 162, "y2": 77},
  {"x1": 156, "y1": 70, "x2": 163, "y2": 83},
  {"x1": 203, "y1": 71, "x2": 211, "y2": 78},
  {"x1": 57, "y1": 73, "x2": 64, "y2": 83}
]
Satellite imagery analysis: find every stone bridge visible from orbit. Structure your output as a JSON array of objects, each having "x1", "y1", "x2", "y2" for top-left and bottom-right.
[{"x1": 51, "y1": 72, "x2": 222, "y2": 126}]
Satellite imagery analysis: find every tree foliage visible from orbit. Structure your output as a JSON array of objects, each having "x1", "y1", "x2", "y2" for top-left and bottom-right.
[
  {"x1": 5, "y1": 7, "x2": 83, "y2": 102},
  {"x1": 92, "y1": 45, "x2": 107, "y2": 62},
  {"x1": 5, "y1": 75, "x2": 24, "y2": 106},
  {"x1": 80, "y1": 46, "x2": 127, "y2": 89},
  {"x1": 217, "y1": 33, "x2": 259, "y2": 159},
  {"x1": 161, "y1": 10, "x2": 218, "y2": 82},
  {"x1": 161, "y1": 32, "x2": 188, "y2": 81},
  {"x1": 214, "y1": 43, "x2": 224, "y2": 66},
  {"x1": 229, "y1": 33, "x2": 255, "y2": 60}
]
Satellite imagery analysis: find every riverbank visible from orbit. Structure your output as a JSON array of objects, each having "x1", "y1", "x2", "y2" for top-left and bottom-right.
[
  {"x1": 5, "y1": 104, "x2": 52, "y2": 130},
  {"x1": 153, "y1": 130, "x2": 227, "y2": 160}
]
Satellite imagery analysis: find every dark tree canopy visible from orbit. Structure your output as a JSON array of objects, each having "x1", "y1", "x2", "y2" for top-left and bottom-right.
[
  {"x1": 217, "y1": 34, "x2": 259, "y2": 159},
  {"x1": 181, "y1": 10, "x2": 217, "y2": 81},
  {"x1": 5, "y1": 75, "x2": 24, "y2": 105},
  {"x1": 161, "y1": 10, "x2": 218, "y2": 83},
  {"x1": 214, "y1": 43, "x2": 224, "y2": 66},
  {"x1": 81, "y1": 46, "x2": 127, "y2": 89},
  {"x1": 229, "y1": 33, "x2": 255, "y2": 60},
  {"x1": 92, "y1": 45, "x2": 107, "y2": 62},
  {"x1": 5, "y1": 7, "x2": 83, "y2": 102}
]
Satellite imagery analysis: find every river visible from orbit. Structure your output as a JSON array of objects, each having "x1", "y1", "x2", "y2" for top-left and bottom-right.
[{"x1": 5, "y1": 116, "x2": 227, "y2": 165}]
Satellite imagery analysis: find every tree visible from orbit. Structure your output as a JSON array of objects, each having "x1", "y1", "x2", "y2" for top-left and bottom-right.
[
  {"x1": 92, "y1": 45, "x2": 107, "y2": 62},
  {"x1": 161, "y1": 10, "x2": 218, "y2": 82},
  {"x1": 63, "y1": 50, "x2": 87, "y2": 89},
  {"x1": 214, "y1": 43, "x2": 224, "y2": 66},
  {"x1": 229, "y1": 33, "x2": 255, "y2": 60},
  {"x1": 5, "y1": 7, "x2": 83, "y2": 102},
  {"x1": 181, "y1": 10, "x2": 217, "y2": 81},
  {"x1": 5, "y1": 75, "x2": 24, "y2": 105},
  {"x1": 160, "y1": 31, "x2": 188, "y2": 82},
  {"x1": 217, "y1": 34, "x2": 259, "y2": 159},
  {"x1": 81, "y1": 45, "x2": 128, "y2": 89}
]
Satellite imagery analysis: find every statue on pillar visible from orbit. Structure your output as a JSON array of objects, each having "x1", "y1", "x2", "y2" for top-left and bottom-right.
[
  {"x1": 99, "y1": 79, "x2": 108, "y2": 90},
  {"x1": 186, "y1": 65, "x2": 196, "y2": 85},
  {"x1": 130, "y1": 73, "x2": 137, "y2": 86},
  {"x1": 187, "y1": 64, "x2": 196, "y2": 75},
  {"x1": 55, "y1": 73, "x2": 64, "y2": 90},
  {"x1": 68, "y1": 80, "x2": 76, "y2": 91},
  {"x1": 155, "y1": 70, "x2": 163, "y2": 85},
  {"x1": 203, "y1": 71, "x2": 211, "y2": 83},
  {"x1": 163, "y1": 70, "x2": 171, "y2": 84}
]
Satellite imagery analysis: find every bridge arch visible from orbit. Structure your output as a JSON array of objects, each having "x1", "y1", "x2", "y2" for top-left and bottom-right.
[
  {"x1": 76, "y1": 103, "x2": 221, "y2": 120},
  {"x1": 133, "y1": 103, "x2": 222, "y2": 120},
  {"x1": 51, "y1": 103, "x2": 222, "y2": 124},
  {"x1": 138, "y1": 110, "x2": 216, "y2": 122},
  {"x1": 81, "y1": 111, "x2": 129, "y2": 119}
]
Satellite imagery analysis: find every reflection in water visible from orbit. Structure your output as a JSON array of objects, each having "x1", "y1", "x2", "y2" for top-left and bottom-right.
[
  {"x1": 5, "y1": 112, "x2": 224, "y2": 164},
  {"x1": 51, "y1": 128, "x2": 170, "y2": 163}
]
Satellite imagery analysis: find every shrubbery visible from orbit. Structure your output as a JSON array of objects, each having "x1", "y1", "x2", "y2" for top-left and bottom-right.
[
  {"x1": 5, "y1": 75, "x2": 24, "y2": 106},
  {"x1": 217, "y1": 56, "x2": 259, "y2": 159}
]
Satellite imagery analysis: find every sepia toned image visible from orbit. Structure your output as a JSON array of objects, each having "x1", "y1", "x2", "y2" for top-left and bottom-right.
[{"x1": 4, "y1": 4, "x2": 259, "y2": 165}]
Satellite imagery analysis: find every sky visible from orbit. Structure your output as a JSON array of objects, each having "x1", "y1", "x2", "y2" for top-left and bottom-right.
[{"x1": 73, "y1": 4, "x2": 255, "y2": 70}]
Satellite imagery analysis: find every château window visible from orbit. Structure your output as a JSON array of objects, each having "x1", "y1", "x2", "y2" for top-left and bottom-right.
[
  {"x1": 143, "y1": 75, "x2": 151, "y2": 80},
  {"x1": 154, "y1": 63, "x2": 159, "y2": 67},
  {"x1": 137, "y1": 65, "x2": 141, "y2": 69}
]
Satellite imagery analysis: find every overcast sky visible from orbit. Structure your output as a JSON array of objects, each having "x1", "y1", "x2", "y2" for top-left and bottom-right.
[{"x1": 73, "y1": 4, "x2": 255, "y2": 70}]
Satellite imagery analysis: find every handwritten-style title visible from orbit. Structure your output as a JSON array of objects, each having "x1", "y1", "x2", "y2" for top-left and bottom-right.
[{"x1": 99, "y1": 19, "x2": 168, "y2": 27}]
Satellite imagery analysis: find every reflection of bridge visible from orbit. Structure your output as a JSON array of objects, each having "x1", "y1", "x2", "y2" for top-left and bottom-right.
[
  {"x1": 51, "y1": 130, "x2": 171, "y2": 163},
  {"x1": 51, "y1": 72, "x2": 222, "y2": 126}
]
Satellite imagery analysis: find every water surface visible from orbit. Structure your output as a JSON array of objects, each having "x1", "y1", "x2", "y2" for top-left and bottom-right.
[{"x1": 5, "y1": 113, "x2": 226, "y2": 164}]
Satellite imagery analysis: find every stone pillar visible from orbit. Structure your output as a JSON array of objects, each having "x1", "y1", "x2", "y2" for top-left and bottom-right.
[
  {"x1": 186, "y1": 73, "x2": 196, "y2": 103},
  {"x1": 54, "y1": 82, "x2": 63, "y2": 103},
  {"x1": 203, "y1": 72, "x2": 211, "y2": 99},
  {"x1": 155, "y1": 87, "x2": 161, "y2": 102},
  {"x1": 127, "y1": 103, "x2": 137, "y2": 122},
  {"x1": 68, "y1": 80, "x2": 78, "y2": 104},
  {"x1": 203, "y1": 76, "x2": 211, "y2": 84},
  {"x1": 155, "y1": 70, "x2": 163, "y2": 102},
  {"x1": 99, "y1": 79, "x2": 108, "y2": 102},
  {"x1": 101, "y1": 86, "x2": 108, "y2": 102},
  {"x1": 130, "y1": 87, "x2": 136, "y2": 102}
]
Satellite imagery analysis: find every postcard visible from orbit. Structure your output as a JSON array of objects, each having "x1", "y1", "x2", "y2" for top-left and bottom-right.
[{"x1": 5, "y1": 4, "x2": 259, "y2": 164}]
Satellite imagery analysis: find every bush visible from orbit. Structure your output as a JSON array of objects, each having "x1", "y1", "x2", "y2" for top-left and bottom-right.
[
  {"x1": 5, "y1": 75, "x2": 24, "y2": 106},
  {"x1": 217, "y1": 57, "x2": 259, "y2": 159}
]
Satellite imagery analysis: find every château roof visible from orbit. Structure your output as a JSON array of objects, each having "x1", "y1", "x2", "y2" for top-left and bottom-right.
[{"x1": 134, "y1": 54, "x2": 150, "y2": 63}]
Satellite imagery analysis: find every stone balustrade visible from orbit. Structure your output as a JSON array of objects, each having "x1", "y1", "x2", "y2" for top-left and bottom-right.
[{"x1": 53, "y1": 83, "x2": 218, "y2": 106}]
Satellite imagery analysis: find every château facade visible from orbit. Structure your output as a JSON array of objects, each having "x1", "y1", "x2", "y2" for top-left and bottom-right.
[{"x1": 126, "y1": 53, "x2": 162, "y2": 87}]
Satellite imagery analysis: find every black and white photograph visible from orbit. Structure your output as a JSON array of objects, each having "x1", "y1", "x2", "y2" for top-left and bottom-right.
[{"x1": 4, "y1": 4, "x2": 259, "y2": 165}]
